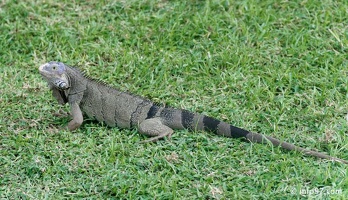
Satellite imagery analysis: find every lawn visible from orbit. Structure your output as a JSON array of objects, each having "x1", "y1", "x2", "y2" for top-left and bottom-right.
[{"x1": 1, "y1": 0, "x2": 348, "y2": 199}]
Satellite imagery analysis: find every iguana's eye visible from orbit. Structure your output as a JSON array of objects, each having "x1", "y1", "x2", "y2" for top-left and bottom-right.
[{"x1": 52, "y1": 66, "x2": 57, "y2": 70}]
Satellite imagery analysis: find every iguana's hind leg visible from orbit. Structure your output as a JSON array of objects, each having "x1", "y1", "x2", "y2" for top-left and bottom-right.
[{"x1": 138, "y1": 118, "x2": 173, "y2": 143}]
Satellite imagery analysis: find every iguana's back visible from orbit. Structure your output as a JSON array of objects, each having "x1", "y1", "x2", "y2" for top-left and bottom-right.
[{"x1": 80, "y1": 78, "x2": 154, "y2": 129}]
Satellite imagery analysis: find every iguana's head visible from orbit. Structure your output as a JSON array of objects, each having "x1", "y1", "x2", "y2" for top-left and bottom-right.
[{"x1": 39, "y1": 61, "x2": 70, "y2": 90}]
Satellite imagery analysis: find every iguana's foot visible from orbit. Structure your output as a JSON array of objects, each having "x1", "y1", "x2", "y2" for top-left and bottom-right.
[
  {"x1": 67, "y1": 120, "x2": 81, "y2": 131},
  {"x1": 138, "y1": 118, "x2": 174, "y2": 143},
  {"x1": 139, "y1": 132, "x2": 173, "y2": 143}
]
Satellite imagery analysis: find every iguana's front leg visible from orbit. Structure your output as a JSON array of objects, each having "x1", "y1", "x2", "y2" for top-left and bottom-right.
[
  {"x1": 68, "y1": 102, "x2": 83, "y2": 131},
  {"x1": 138, "y1": 118, "x2": 173, "y2": 143}
]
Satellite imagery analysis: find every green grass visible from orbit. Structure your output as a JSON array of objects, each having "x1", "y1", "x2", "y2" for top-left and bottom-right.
[{"x1": 1, "y1": 0, "x2": 348, "y2": 199}]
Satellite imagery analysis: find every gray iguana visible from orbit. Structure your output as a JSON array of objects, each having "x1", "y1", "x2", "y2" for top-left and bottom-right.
[{"x1": 39, "y1": 61, "x2": 347, "y2": 164}]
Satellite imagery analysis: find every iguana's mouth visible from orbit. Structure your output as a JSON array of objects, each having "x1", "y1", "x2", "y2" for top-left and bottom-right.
[
  {"x1": 38, "y1": 63, "x2": 48, "y2": 73},
  {"x1": 38, "y1": 63, "x2": 54, "y2": 78}
]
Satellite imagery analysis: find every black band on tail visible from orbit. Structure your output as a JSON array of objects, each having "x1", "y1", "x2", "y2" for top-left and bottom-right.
[
  {"x1": 202, "y1": 115, "x2": 249, "y2": 138},
  {"x1": 203, "y1": 116, "x2": 220, "y2": 133},
  {"x1": 181, "y1": 109, "x2": 195, "y2": 130},
  {"x1": 146, "y1": 104, "x2": 160, "y2": 119},
  {"x1": 230, "y1": 125, "x2": 249, "y2": 138}
]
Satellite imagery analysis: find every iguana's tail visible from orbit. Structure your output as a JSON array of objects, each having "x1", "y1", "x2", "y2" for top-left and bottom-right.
[
  {"x1": 160, "y1": 107, "x2": 347, "y2": 164},
  {"x1": 245, "y1": 132, "x2": 348, "y2": 164}
]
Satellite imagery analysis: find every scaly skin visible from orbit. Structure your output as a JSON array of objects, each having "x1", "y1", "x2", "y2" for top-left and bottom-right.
[{"x1": 39, "y1": 61, "x2": 348, "y2": 164}]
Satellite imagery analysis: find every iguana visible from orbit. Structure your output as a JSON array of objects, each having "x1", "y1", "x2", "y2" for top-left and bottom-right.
[{"x1": 39, "y1": 61, "x2": 347, "y2": 164}]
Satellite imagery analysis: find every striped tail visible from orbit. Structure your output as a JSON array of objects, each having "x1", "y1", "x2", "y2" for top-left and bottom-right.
[{"x1": 158, "y1": 107, "x2": 348, "y2": 164}]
